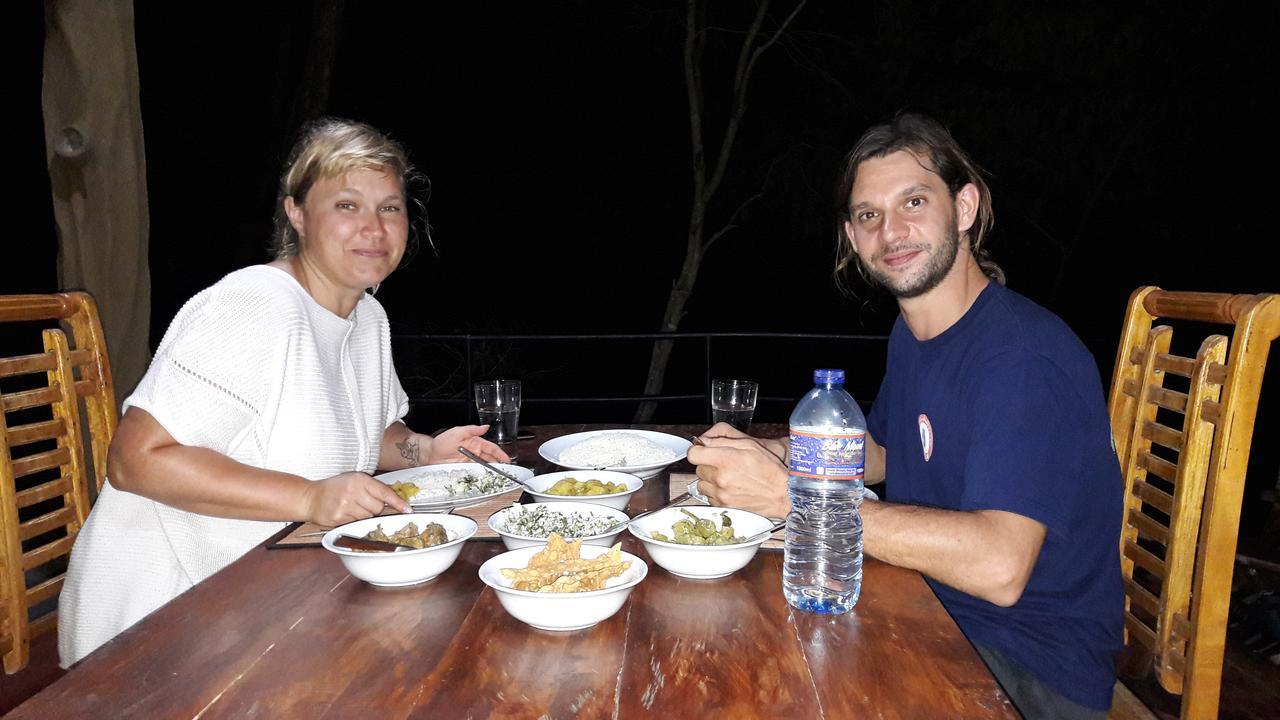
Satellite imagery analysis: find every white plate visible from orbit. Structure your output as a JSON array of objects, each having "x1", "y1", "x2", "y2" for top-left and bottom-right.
[
  {"x1": 375, "y1": 463, "x2": 532, "y2": 511},
  {"x1": 538, "y1": 430, "x2": 691, "y2": 480}
]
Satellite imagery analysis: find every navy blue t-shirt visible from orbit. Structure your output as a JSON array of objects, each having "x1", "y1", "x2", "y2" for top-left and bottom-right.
[{"x1": 867, "y1": 283, "x2": 1124, "y2": 710}]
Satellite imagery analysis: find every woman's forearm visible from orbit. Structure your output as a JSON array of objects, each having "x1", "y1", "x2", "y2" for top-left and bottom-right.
[
  {"x1": 379, "y1": 421, "x2": 431, "y2": 471},
  {"x1": 109, "y1": 409, "x2": 313, "y2": 521}
]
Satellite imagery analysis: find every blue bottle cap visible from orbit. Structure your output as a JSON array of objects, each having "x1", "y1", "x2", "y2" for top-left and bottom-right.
[{"x1": 814, "y1": 368, "x2": 845, "y2": 383}]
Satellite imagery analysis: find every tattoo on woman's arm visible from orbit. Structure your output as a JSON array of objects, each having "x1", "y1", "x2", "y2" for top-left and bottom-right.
[{"x1": 396, "y1": 438, "x2": 421, "y2": 466}]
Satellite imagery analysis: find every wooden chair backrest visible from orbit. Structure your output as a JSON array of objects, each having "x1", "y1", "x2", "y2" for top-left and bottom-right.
[
  {"x1": 1108, "y1": 287, "x2": 1280, "y2": 720},
  {"x1": 0, "y1": 293, "x2": 116, "y2": 495},
  {"x1": 0, "y1": 329, "x2": 93, "y2": 673}
]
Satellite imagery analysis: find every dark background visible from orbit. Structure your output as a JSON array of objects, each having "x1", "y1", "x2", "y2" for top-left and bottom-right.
[{"x1": 9, "y1": 1, "x2": 1278, "y2": 524}]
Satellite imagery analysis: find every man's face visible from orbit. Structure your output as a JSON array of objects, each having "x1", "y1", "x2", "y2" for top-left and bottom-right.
[{"x1": 843, "y1": 151, "x2": 974, "y2": 299}]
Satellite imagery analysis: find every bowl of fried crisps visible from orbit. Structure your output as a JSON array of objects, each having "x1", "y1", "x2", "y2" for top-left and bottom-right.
[
  {"x1": 627, "y1": 506, "x2": 775, "y2": 579},
  {"x1": 478, "y1": 533, "x2": 648, "y2": 631},
  {"x1": 322, "y1": 513, "x2": 477, "y2": 587}
]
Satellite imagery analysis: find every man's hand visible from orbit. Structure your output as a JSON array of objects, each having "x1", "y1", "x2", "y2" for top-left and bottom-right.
[
  {"x1": 687, "y1": 435, "x2": 790, "y2": 517},
  {"x1": 302, "y1": 471, "x2": 410, "y2": 527},
  {"x1": 700, "y1": 422, "x2": 788, "y2": 462}
]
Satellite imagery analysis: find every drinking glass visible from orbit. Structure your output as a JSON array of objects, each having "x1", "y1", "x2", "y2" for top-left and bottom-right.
[
  {"x1": 711, "y1": 379, "x2": 758, "y2": 433},
  {"x1": 474, "y1": 379, "x2": 521, "y2": 444}
]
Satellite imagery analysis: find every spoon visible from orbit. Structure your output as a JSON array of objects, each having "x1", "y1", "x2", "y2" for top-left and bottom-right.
[
  {"x1": 332, "y1": 535, "x2": 414, "y2": 552},
  {"x1": 740, "y1": 519, "x2": 788, "y2": 545},
  {"x1": 457, "y1": 447, "x2": 536, "y2": 492},
  {"x1": 597, "y1": 476, "x2": 710, "y2": 536}
]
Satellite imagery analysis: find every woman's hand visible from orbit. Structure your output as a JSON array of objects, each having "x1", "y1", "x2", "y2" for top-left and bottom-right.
[
  {"x1": 426, "y1": 425, "x2": 510, "y2": 464},
  {"x1": 687, "y1": 435, "x2": 791, "y2": 517},
  {"x1": 302, "y1": 471, "x2": 410, "y2": 527}
]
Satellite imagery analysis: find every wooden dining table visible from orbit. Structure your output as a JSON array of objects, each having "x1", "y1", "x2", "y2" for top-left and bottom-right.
[{"x1": 12, "y1": 424, "x2": 1016, "y2": 719}]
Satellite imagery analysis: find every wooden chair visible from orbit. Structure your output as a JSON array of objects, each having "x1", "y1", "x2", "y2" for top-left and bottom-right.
[
  {"x1": 1107, "y1": 288, "x2": 1280, "y2": 719},
  {"x1": 0, "y1": 329, "x2": 94, "y2": 674},
  {"x1": 0, "y1": 293, "x2": 116, "y2": 496},
  {"x1": 0, "y1": 292, "x2": 116, "y2": 677}
]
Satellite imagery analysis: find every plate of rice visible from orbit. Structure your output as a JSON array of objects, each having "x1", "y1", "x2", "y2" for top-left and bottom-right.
[
  {"x1": 375, "y1": 463, "x2": 532, "y2": 510},
  {"x1": 538, "y1": 430, "x2": 691, "y2": 479}
]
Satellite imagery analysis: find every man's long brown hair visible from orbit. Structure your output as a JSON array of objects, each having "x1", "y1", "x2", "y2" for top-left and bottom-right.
[{"x1": 833, "y1": 112, "x2": 1003, "y2": 293}]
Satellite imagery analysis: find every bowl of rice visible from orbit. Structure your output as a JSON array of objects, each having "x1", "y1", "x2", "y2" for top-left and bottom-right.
[
  {"x1": 538, "y1": 430, "x2": 691, "y2": 479},
  {"x1": 523, "y1": 470, "x2": 643, "y2": 511},
  {"x1": 487, "y1": 501, "x2": 630, "y2": 550}
]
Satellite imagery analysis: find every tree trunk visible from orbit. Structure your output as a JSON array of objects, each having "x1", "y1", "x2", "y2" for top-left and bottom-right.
[{"x1": 635, "y1": 212, "x2": 705, "y2": 422}]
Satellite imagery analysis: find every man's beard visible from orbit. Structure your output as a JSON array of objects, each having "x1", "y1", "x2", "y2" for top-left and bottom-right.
[{"x1": 863, "y1": 222, "x2": 961, "y2": 299}]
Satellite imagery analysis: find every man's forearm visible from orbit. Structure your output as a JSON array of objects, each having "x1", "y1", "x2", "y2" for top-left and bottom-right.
[{"x1": 861, "y1": 501, "x2": 1045, "y2": 607}]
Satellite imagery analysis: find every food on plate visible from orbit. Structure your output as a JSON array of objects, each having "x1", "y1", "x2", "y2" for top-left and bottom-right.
[
  {"x1": 500, "y1": 504, "x2": 621, "y2": 539},
  {"x1": 390, "y1": 481, "x2": 420, "y2": 502},
  {"x1": 500, "y1": 533, "x2": 630, "y2": 592},
  {"x1": 649, "y1": 509, "x2": 745, "y2": 545},
  {"x1": 393, "y1": 468, "x2": 514, "y2": 502},
  {"x1": 557, "y1": 432, "x2": 677, "y2": 468},
  {"x1": 363, "y1": 521, "x2": 449, "y2": 549},
  {"x1": 544, "y1": 477, "x2": 629, "y2": 496}
]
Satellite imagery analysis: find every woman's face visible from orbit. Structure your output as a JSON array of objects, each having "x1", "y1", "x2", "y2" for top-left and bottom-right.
[{"x1": 285, "y1": 167, "x2": 408, "y2": 296}]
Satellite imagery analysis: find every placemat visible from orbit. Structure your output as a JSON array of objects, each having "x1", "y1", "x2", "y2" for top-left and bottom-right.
[
  {"x1": 267, "y1": 489, "x2": 524, "y2": 548},
  {"x1": 668, "y1": 472, "x2": 785, "y2": 550}
]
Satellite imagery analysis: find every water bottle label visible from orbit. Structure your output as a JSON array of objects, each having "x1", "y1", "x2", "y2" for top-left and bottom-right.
[{"x1": 789, "y1": 430, "x2": 865, "y2": 480}]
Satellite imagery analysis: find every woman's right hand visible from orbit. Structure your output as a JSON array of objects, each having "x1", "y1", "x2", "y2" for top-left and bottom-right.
[{"x1": 302, "y1": 472, "x2": 410, "y2": 527}]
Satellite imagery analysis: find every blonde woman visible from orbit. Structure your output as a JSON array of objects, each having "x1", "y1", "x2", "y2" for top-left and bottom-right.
[{"x1": 59, "y1": 119, "x2": 505, "y2": 666}]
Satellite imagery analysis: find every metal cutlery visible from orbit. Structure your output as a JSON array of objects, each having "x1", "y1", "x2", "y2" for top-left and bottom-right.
[
  {"x1": 457, "y1": 447, "x2": 536, "y2": 492},
  {"x1": 332, "y1": 534, "x2": 414, "y2": 552}
]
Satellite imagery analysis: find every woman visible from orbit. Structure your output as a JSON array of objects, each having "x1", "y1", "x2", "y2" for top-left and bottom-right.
[{"x1": 58, "y1": 118, "x2": 506, "y2": 667}]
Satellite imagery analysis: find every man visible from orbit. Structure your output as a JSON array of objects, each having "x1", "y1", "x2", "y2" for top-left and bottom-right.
[{"x1": 688, "y1": 112, "x2": 1123, "y2": 719}]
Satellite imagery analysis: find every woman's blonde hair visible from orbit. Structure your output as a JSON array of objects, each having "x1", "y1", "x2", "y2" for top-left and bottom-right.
[{"x1": 271, "y1": 117, "x2": 431, "y2": 262}]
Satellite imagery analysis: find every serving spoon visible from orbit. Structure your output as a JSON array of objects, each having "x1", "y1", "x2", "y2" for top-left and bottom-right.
[{"x1": 332, "y1": 535, "x2": 414, "y2": 552}]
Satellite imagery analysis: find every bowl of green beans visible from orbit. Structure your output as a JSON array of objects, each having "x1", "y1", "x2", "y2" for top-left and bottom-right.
[{"x1": 627, "y1": 506, "x2": 776, "y2": 579}]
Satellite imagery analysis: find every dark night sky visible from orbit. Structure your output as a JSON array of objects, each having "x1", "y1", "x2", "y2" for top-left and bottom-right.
[{"x1": 10, "y1": 1, "x2": 1277, "y2": 435}]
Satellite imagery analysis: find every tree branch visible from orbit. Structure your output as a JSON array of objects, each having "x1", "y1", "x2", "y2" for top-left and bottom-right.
[
  {"x1": 703, "y1": 188, "x2": 765, "y2": 252},
  {"x1": 684, "y1": 0, "x2": 707, "y2": 195},
  {"x1": 704, "y1": 0, "x2": 806, "y2": 202}
]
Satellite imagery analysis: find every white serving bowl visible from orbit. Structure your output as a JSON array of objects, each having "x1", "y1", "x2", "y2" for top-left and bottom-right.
[
  {"x1": 478, "y1": 544, "x2": 648, "y2": 631},
  {"x1": 322, "y1": 513, "x2": 477, "y2": 587},
  {"x1": 538, "y1": 430, "x2": 691, "y2": 480},
  {"x1": 487, "y1": 501, "x2": 630, "y2": 550},
  {"x1": 522, "y1": 470, "x2": 643, "y2": 510},
  {"x1": 627, "y1": 506, "x2": 775, "y2": 579}
]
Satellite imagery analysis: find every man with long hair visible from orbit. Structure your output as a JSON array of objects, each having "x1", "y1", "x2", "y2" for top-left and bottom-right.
[{"x1": 690, "y1": 112, "x2": 1123, "y2": 718}]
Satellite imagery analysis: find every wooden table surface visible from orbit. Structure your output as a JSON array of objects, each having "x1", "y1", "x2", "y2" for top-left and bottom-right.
[{"x1": 13, "y1": 424, "x2": 1016, "y2": 719}]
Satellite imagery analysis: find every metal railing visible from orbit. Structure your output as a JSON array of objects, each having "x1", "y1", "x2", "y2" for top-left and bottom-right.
[{"x1": 393, "y1": 331, "x2": 889, "y2": 426}]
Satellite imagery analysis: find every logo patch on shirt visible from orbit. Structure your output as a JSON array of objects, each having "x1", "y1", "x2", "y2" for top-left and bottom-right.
[{"x1": 918, "y1": 414, "x2": 933, "y2": 462}]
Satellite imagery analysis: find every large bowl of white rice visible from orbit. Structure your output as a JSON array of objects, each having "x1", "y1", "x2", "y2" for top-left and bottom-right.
[{"x1": 538, "y1": 430, "x2": 691, "y2": 479}]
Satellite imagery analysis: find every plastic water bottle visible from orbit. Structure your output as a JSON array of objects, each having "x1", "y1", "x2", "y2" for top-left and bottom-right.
[{"x1": 783, "y1": 368, "x2": 866, "y2": 614}]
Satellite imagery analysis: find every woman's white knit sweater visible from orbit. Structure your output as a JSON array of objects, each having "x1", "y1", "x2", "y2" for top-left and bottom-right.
[{"x1": 58, "y1": 265, "x2": 408, "y2": 667}]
